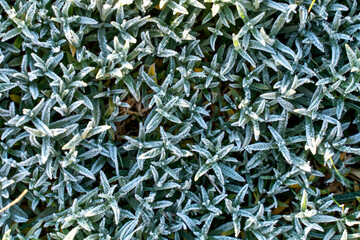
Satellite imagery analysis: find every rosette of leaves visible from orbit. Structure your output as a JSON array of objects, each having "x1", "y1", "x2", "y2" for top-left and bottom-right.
[{"x1": 0, "y1": 0, "x2": 360, "y2": 239}]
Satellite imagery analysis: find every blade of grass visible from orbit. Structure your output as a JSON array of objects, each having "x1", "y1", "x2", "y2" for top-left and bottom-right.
[
  {"x1": 308, "y1": 0, "x2": 316, "y2": 13},
  {"x1": 329, "y1": 156, "x2": 360, "y2": 186}
]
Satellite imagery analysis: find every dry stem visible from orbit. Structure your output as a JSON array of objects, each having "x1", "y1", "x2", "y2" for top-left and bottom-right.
[{"x1": 0, "y1": 189, "x2": 28, "y2": 214}]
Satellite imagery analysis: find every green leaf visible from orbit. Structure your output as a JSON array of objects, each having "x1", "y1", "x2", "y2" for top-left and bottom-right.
[
  {"x1": 138, "y1": 148, "x2": 161, "y2": 160},
  {"x1": 62, "y1": 133, "x2": 82, "y2": 150},
  {"x1": 220, "y1": 163, "x2": 245, "y2": 182},
  {"x1": 0, "y1": 83, "x2": 17, "y2": 92},
  {"x1": 195, "y1": 163, "x2": 212, "y2": 181},
  {"x1": 117, "y1": 176, "x2": 143, "y2": 196},
  {"x1": 2, "y1": 230, "x2": 11, "y2": 240},
  {"x1": 167, "y1": 1, "x2": 188, "y2": 14},
  {"x1": 309, "y1": 215, "x2": 338, "y2": 223},
  {"x1": 64, "y1": 227, "x2": 80, "y2": 240},
  {"x1": 346, "y1": 44, "x2": 360, "y2": 70},
  {"x1": 213, "y1": 162, "x2": 224, "y2": 185},
  {"x1": 74, "y1": 91, "x2": 94, "y2": 110},
  {"x1": 71, "y1": 164, "x2": 96, "y2": 180},
  {"x1": 84, "y1": 205, "x2": 107, "y2": 217},
  {"x1": 272, "y1": 52, "x2": 293, "y2": 71},
  {"x1": 2, "y1": 28, "x2": 22, "y2": 42}
]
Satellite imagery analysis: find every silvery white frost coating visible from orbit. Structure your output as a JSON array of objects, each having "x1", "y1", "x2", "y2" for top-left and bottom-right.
[{"x1": 0, "y1": 0, "x2": 360, "y2": 239}]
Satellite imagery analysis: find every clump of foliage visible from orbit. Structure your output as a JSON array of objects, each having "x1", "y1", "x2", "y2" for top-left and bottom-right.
[{"x1": 1, "y1": 0, "x2": 360, "y2": 239}]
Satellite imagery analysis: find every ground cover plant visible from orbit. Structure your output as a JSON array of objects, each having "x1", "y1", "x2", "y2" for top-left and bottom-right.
[{"x1": 1, "y1": 0, "x2": 360, "y2": 239}]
